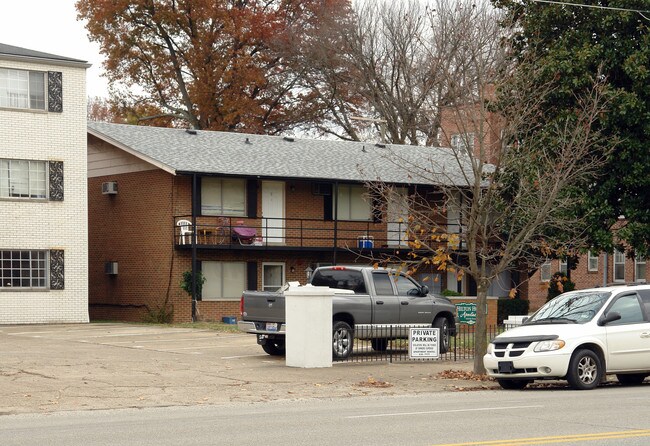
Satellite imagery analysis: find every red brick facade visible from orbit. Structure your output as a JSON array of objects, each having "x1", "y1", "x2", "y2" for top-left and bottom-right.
[
  {"x1": 88, "y1": 164, "x2": 453, "y2": 323},
  {"x1": 527, "y1": 253, "x2": 648, "y2": 312}
]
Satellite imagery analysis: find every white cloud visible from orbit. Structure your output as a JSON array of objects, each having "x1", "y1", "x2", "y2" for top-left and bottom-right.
[{"x1": 0, "y1": 0, "x2": 108, "y2": 98}]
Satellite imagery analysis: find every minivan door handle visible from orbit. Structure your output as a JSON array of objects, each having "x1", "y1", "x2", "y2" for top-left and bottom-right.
[
  {"x1": 376, "y1": 301, "x2": 384, "y2": 305},
  {"x1": 401, "y1": 301, "x2": 409, "y2": 305},
  {"x1": 641, "y1": 332, "x2": 650, "y2": 338}
]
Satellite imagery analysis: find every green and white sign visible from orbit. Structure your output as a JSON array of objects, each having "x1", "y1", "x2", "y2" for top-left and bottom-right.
[{"x1": 456, "y1": 302, "x2": 477, "y2": 325}]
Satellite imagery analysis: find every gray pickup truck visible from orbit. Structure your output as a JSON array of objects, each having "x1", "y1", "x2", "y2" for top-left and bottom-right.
[{"x1": 237, "y1": 266, "x2": 457, "y2": 359}]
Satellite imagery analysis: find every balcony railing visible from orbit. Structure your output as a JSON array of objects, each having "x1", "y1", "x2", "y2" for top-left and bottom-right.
[{"x1": 174, "y1": 215, "x2": 413, "y2": 251}]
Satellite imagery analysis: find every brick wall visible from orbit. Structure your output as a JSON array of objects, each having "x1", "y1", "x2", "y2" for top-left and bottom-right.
[
  {"x1": 527, "y1": 252, "x2": 648, "y2": 312},
  {"x1": 0, "y1": 56, "x2": 88, "y2": 324},
  {"x1": 87, "y1": 156, "x2": 469, "y2": 323}
]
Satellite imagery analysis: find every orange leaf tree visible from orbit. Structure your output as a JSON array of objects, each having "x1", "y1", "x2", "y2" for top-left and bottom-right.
[{"x1": 77, "y1": 0, "x2": 352, "y2": 132}]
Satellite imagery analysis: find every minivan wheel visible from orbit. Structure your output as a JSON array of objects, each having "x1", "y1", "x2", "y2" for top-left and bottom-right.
[
  {"x1": 332, "y1": 321, "x2": 353, "y2": 360},
  {"x1": 616, "y1": 373, "x2": 647, "y2": 386},
  {"x1": 567, "y1": 349, "x2": 603, "y2": 390},
  {"x1": 497, "y1": 379, "x2": 530, "y2": 390}
]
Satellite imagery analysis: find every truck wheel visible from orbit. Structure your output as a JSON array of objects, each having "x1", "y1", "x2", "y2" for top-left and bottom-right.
[
  {"x1": 371, "y1": 338, "x2": 388, "y2": 351},
  {"x1": 566, "y1": 349, "x2": 602, "y2": 390},
  {"x1": 332, "y1": 321, "x2": 353, "y2": 360},
  {"x1": 261, "y1": 340, "x2": 286, "y2": 356},
  {"x1": 433, "y1": 317, "x2": 450, "y2": 354}
]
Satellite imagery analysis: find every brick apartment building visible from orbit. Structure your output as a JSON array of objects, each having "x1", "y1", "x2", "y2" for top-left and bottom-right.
[
  {"x1": 0, "y1": 44, "x2": 89, "y2": 324},
  {"x1": 87, "y1": 121, "x2": 494, "y2": 323}
]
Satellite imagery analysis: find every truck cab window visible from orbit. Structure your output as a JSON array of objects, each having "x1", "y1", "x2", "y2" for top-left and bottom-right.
[
  {"x1": 311, "y1": 269, "x2": 367, "y2": 294},
  {"x1": 395, "y1": 274, "x2": 421, "y2": 296},
  {"x1": 372, "y1": 273, "x2": 394, "y2": 295}
]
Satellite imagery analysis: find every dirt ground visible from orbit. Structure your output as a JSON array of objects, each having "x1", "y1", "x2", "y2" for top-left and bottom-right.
[{"x1": 0, "y1": 323, "x2": 498, "y2": 414}]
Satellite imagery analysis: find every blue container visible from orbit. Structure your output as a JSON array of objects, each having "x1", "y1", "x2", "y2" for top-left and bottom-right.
[
  {"x1": 357, "y1": 236, "x2": 374, "y2": 249},
  {"x1": 222, "y1": 316, "x2": 237, "y2": 324}
]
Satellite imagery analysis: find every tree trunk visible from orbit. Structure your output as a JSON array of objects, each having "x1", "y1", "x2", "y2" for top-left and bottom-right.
[{"x1": 473, "y1": 279, "x2": 489, "y2": 374}]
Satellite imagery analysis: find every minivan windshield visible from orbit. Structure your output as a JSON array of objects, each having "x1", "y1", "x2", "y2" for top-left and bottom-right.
[{"x1": 525, "y1": 291, "x2": 611, "y2": 325}]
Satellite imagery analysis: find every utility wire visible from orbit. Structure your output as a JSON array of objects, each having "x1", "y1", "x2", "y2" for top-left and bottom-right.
[{"x1": 528, "y1": 0, "x2": 650, "y2": 20}]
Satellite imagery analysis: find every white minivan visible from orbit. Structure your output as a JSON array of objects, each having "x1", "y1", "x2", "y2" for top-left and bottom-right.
[{"x1": 484, "y1": 284, "x2": 650, "y2": 390}]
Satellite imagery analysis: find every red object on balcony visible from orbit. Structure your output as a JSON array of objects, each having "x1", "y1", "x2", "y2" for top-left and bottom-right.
[{"x1": 233, "y1": 226, "x2": 257, "y2": 244}]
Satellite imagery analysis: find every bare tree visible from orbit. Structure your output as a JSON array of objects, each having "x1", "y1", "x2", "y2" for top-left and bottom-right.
[
  {"x1": 291, "y1": 0, "x2": 505, "y2": 144},
  {"x1": 362, "y1": 10, "x2": 616, "y2": 373}
]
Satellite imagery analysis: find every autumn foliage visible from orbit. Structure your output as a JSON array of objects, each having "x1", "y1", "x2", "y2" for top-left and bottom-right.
[{"x1": 76, "y1": 0, "x2": 352, "y2": 132}]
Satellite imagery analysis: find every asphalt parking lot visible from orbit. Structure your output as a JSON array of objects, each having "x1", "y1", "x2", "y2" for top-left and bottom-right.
[{"x1": 0, "y1": 323, "x2": 486, "y2": 414}]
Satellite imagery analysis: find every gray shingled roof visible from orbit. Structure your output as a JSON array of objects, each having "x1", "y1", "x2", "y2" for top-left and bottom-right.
[
  {"x1": 88, "y1": 121, "x2": 473, "y2": 186},
  {"x1": 0, "y1": 43, "x2": 89, "y2": 66}
]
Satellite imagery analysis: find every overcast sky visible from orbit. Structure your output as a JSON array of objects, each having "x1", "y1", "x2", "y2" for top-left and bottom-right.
[{"x1": 0, "y1": 0, "x2": 108, "y2": 98}]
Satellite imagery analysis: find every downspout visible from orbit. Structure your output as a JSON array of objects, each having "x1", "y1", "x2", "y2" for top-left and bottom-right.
[
  {"x1": 191, "y1": 173, "x2": 198, "y2": 322},
  {"x1": 603, "y1": 252, "x2": 608, "y2": 287},
  {"x1": 333, "y1": 181, "x2": 339, "y2": 265}
]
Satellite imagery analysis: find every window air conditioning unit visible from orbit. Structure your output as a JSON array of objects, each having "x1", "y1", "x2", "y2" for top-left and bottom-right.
[
  {"x1": 102, "y1": 181, "x2": 118, "y2": 195},
  {"x1": 104, "y1": 261, "x2": 118, "y2": 275}
]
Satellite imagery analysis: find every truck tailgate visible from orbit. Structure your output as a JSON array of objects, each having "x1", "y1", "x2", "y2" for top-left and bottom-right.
[{"x1": 241, "y1": 290, "x2": 285, "y2": 322}]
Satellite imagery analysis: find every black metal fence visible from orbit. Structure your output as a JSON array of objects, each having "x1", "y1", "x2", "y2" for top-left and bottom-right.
[{"x1": 336, "y1": 324, "x2": 506, "y2": 363}]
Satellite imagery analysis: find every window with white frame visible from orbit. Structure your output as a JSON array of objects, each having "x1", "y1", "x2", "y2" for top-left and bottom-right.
[
  {"x1": 635, "y1": 254, "x2": 646, "y2": 283},
  {"x1": 201, "y1": 177, "x2": 246, "y2": 216},
  {"x1": 336, "y1": 184, "x2": 371, "y2": 221},
  {"x1": 262, "y1": 263, "x2": 284, "y2": 292},
  {"x1": 559, "y1": 259, "x2": 568, "y2": 275},
  {"x1": 587, "y1": 251, "x2": 598, "y2": 272},
  {"x1": 450, "y1": 133, "x2": 475, "y2": 151},
  {"x1": 0, "y1": 159, "x2": 47, "y2": 199},
  {"x1": 613, "y1": 249, "x2": 625, "y2": 282},
  {"x1": 540, "y1": 260, "x2": 552, "y2": 282},
  {"x1": 0, "y1": 250, "x2": 47, "y2": 288},
  {"x1": 201, "y1": 261, "x2": 246, "y2": 300},
  {"x1": 0, "y1": 68, "x2": 46, "y2": 110}
]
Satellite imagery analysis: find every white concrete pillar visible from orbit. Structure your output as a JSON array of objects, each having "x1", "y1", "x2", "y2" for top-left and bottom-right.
[{"x1": 285, "y1": 285, "x2": 334, "y2": 368}]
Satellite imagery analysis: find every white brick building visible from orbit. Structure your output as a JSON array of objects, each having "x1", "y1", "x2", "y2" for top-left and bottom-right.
[{"x1": 0, "y1": 43, "x2": 89, "y2": 323}]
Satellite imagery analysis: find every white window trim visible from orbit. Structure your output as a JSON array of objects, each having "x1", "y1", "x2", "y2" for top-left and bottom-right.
[
  {"x1": 613, "y1": 249, "x2": 626, "y2": 283},
  {"x1": 200, "y1": 177, "x2": 246, "y2": 217},
  {"x1": 0, "y1": 250, "x2": 48, "y2": 289},
  {"x1": 0, "y1": 68, "x2": 46, "y2": 111},
  {"x1": 540, "y1": 260, "x2": 552, "y2": 282},
  {"x1": 450, "y1": 132, "x2": 475, "y2": 151},
  {"x1": 587, "y1": 251, "x2": 599, "y2": 272},
  {"x1": 0, "y1": 158, "x2": 48, "y2": 200},
  {"x1": 262, "y1": 262, "x2": 285, "y2": 292},
  {"x1": 635, "y1": 254, "x2": 646, "y2": 283},
  {"x1": 559, "y1": 259, "x2": 568, "y2": 275},
  {"x1": 335, "y1": 184, "x2": 371, "y2": 221},
  {"x1": 201, "y1": 261, "x2": 246, "y2": 301}
]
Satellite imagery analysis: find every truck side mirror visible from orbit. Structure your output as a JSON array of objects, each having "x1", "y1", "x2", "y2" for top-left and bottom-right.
[{"x1": 420, "y1": 285, "x2": 429, "y2": 296}]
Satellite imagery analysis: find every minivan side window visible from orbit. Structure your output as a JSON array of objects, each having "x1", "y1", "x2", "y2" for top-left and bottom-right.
[
  {"x1": 637, "y1": 290, "x2": 650, "y2": 320},
  {"x1": 607, "y1": 294, "x2": 645, "y2": 325}
]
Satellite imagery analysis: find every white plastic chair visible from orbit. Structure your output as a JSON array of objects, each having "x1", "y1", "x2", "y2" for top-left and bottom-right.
[{"x1": 176, "y1": 219, "x2": 194, "y2": 245}]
